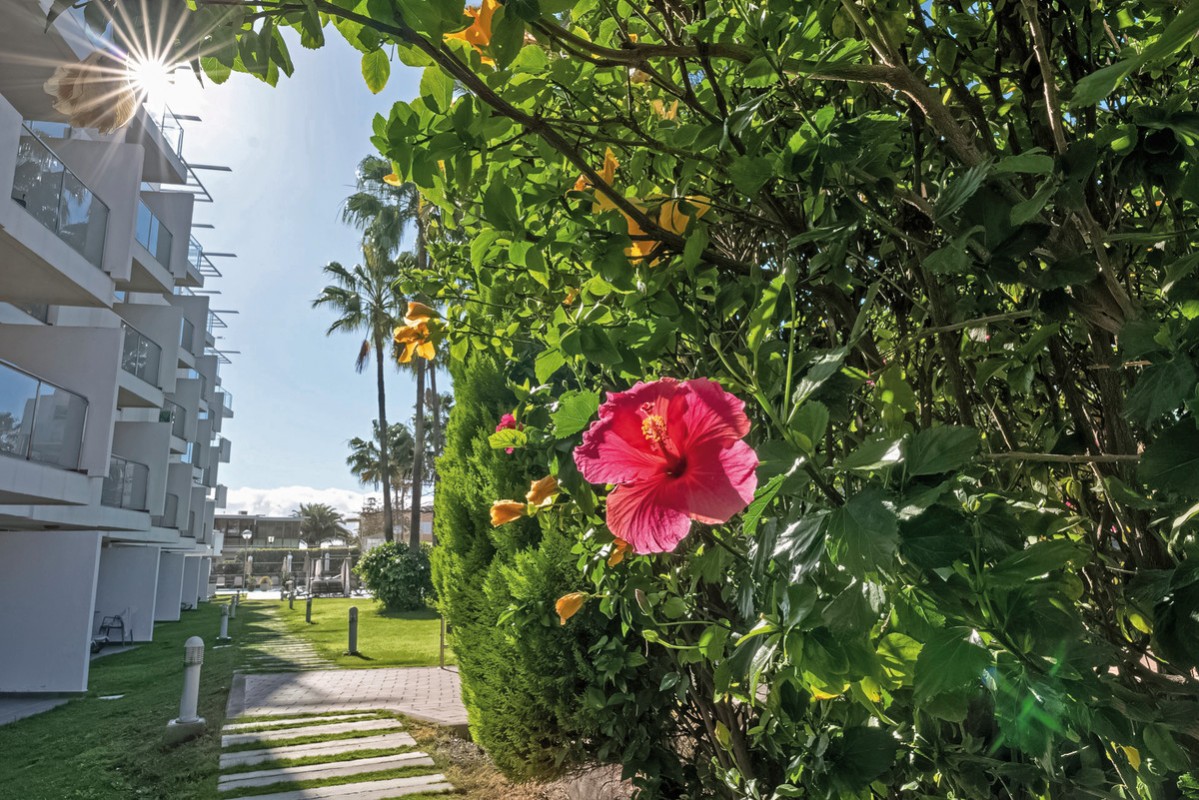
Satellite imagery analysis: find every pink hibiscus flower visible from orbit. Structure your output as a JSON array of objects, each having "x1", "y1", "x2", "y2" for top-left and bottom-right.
[
  {"x1": 573, "y1": 378, "x2": 758, "y2": 554},
  {"x1": 496, "y1": 412, "x2": 520, "y2": 454}
]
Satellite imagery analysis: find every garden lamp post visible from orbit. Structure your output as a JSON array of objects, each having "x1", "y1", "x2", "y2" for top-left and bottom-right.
[{"x1": 241, "y1": 529, "x2": 252, "y2": 594}]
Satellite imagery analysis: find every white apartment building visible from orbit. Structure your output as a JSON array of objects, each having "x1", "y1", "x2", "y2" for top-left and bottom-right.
[{"x1": 0, "y1": 3, "x2": 233, "y2": 692}]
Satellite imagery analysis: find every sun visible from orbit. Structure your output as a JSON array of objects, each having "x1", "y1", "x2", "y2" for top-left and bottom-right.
[{"x1": 126, "y1": 56, "x2": 175, "y2": 107}]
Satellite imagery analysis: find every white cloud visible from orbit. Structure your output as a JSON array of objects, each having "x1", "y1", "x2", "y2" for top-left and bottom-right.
[{"x1": 224, "y1": 486, "x2": 377, "y2": 517}]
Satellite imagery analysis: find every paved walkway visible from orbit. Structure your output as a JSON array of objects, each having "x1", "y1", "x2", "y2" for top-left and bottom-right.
[
  {"x1": 0, "y1": 697, "x2": 67, "y2": 727},
  {"x1": 232, "y1": 667, "x2": 468, "y2": 730}
]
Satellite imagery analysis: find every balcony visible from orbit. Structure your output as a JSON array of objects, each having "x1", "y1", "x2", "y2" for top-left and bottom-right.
[
  {"x1": 152, "y1": 491, "x2": 180, "y2": 529},
  {"x1": 101, "y1": 455, "x2": 149, "y2": 511},
  {"x1": 0, "y1": 358, "x2": 87, "y2": 471},
  {"x1": 161, "y1": 399, "x2": 186, "y2": 440},
  {"x1": 120, "y1": 322, "x2": 161, "y2": 387},
  {"x1": 10, "y1": 124, "x2": 108, "y2": 270},
  {"x1": 216, "y1": 389, "x2": 233, "y2": 418},
  {"x1": 179, "y1": 317, "x2": 195, "y2": 355},
  {"x1": 134, "y1": 199, "x2": 173, "y2": 269}
]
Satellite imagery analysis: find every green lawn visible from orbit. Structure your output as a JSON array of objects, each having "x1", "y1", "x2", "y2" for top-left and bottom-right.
[
  {"x1": 0, "y1": 602, "x2": 242, "y2": 800},
  {"x1": 276, "y1": 597, "x2": 454, "y2": 668}
]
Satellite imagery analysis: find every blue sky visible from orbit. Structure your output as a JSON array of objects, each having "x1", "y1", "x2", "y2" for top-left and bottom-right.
[{"x1": 170, "y1": 32, "x2": 424, "y2": 515}]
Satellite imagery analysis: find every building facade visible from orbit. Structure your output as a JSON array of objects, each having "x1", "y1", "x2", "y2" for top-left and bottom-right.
[{"x1": 0, "y1": 4, "x2": 234, "y2": 692}]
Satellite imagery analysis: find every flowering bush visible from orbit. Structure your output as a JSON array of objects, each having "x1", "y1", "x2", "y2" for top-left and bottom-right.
[{"x1": 115, "y1": 0, "x2": 1199, "y2": 795}]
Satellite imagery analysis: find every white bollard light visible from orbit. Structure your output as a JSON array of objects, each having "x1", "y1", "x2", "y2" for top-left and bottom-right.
[
  {"x1": 217, "y1": 606, "x2": 231, "y2": 642},
  {"x1": 165, "y1": 636, "x2": 207, "y2": 743}
]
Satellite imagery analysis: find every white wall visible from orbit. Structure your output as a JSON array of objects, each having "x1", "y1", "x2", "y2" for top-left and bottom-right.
[
  {"x1": 180, "y1": 556, "x2": 200, "y2": 610},
  {"x1": 111, "y1": 420, "x2": 171, "y2": 516},
  {"x1": 52, "y1": 138, "x2": 143, "y2": 283},
  {"x1": 0, "y1": 530, "x2": 100, "y2": 692},
  {"x1": 155, "y1": 551, "x2": 184, "y2": 621},
  {"x1": 93, "y1": 544, "x2": 159, "y2": 642},
  {"x1": 198, "y1": 557, "x2": 212, "y2": 601}
]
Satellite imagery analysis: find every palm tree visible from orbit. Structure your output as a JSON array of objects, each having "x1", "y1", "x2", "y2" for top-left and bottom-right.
[
  {"x1": 341, "y1": 155, "x2": 421, "y2": 258},
  {"x1": 295, "y1": 502, "x2": 350, "y2": 548},
  {"x1": 312, "y1": 247, "x2": 402, "y2": 541},
  {"x1": 347, "y1": 420, "x2": 416, "y2": 499}
]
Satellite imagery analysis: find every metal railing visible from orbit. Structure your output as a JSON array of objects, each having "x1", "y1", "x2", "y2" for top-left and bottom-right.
[
  {"x1": 180, "y1": 317, "x2": 195, "y2": 354},
  {"x1": 101, "y1": 455, "x2": 149, "y2": 511},
  {"x1": 11, "y1": 124, "x2": 109, "y2": 268},
  {"x1": 0, "y1": 359, "x2": 87, "y2": 471},
  {"x1": 188, "y1": 235, "x2": 221, "y2": 278},
  {"x1": 134, "y1": 199, "x2": 173, "y2": 268},
  {"x1": 152, "y1": 492, "x2": 179, "y2": 528},
  {"x1": 120, "y1": 322, "x2": 162, "y2": 387},
  {"x1": 161, "y1": 400, "x2": 186, "y2": 439},
  {"x1": 149, "y1": 104, "x2": 185, "y2": 160}
]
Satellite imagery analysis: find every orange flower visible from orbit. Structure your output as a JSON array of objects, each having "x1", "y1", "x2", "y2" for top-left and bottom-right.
[
  {"x1": 394, "y1": 321, "x2": 435, "y2": 363},
  {"x1": 573, "y1": 149, "x2": 621, "y2": 212},
  {"x1": 563, "y1": 287, "x2": 579, "y2": 305},
  {"x1": 383, "y1": 173, "x2": 402, "y2": 187},
  {"x1": 555, "y1": 592, "x2": 587, "y2": 625},
  {"x1": 405, "y1": 301, "x2": 437, "y2": 323},
  {"x1": 44, "y1": 51, "x2": 136, "y2": 134},
  {"x1": 630, "y1": 68, "x2": 652, "y2": 84},
  {"x1": 526, "y1": 475, "x2": 559, "y2": 507},
  {"x1": 651, "y1": 99, "x2": 679, "y2": 120},
  {"x1": 490, "y1": 500, "x2": 525, "y2": 527},
  {"x1": 658, "y1": 196, "x2": 712, "y2": 235},
  {"x1": 445, "y1": 0, "x2": 498, "y2": 63},
  {"x1": 607, "y1": 538, "x2": 631, "y2": 567}
]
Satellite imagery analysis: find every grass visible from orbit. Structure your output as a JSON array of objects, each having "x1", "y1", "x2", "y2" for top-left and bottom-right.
[
  {"x1": 274, "y1": 597, "x2": 455, "y2": 668},
  {"x1": 0, "y1": 602, "x2": 243, "y2": 800}
]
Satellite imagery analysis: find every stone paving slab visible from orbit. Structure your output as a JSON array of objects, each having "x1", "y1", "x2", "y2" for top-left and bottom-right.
[
  {"x1": 219, "y1": 731, "x2": 417, "y2": 769},
  {"x1": 236, "y1": 668, "x2": 467, "y2": 729},
  {"x1": 223, "y1": 713, "x2": 378, "y2": 732},
  {"x1": 217, "y1": 752, "x2": 436, "y2": 791},
  {"x1": 221, "y1": 718, "x2": 401, "y2": 747},
  {"x1": 0, "y1": 697, "x2": 67, "y2": 727},
  {"x1": 221, "y1": 773, "x2": 453, "y2": 800}
]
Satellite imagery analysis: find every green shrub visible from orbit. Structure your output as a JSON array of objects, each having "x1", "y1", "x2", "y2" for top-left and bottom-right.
[{"x1": 354, "y1": 541, "x2": 433, "y2": 611}]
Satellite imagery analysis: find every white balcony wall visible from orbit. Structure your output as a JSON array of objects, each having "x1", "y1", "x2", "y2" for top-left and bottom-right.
[
  {"x1": 214, "y1": 484, "x2": 228, "y2": 509},
  {"x1": 199, "y1": 557, "x2": 213, "y2": 601},
  {"x1": 201, "y1": 497, "x2": 216, "y2": 544},
  {"x1": 93, "y1": 544, "x2": 160, "y2": 642},
  {"x1": 141, "y1": 190, "x2": 194, "y2": 280},
  {"x1": 169, "y1": 378, "x2": 202, "y2": 443},
  {"x1": 0, "y1": 325, "x2": 120, "y2": 476},
  {"x1": 154, "y1": 550, "x2": 185, "y2": 622},
  {"x1": 0, "y1": 98, "x2": 112, "y2": 307},
  {"x1": 172, "y1": 293, "x2": 210, "y2": 361},
  {"x1": 50, "y1": 138, "x2": 142, "y2": 284},
  {"x1": 0, "y1": 530, "x2": 100, "y2": 692},
  {"x1": 126, "y1": 107, "x2": 188, "y2": 186},
  {"x1": 111, "y1": 420, "x2": 170, "y2": 517},
  {"x1": 190, "y1": 485, "x2": 208, "y2": 539},
  {"x1": 117, "y1": 300, "x2": 182, "y2": 395},
  {"x1": 195, "y1": 354, "x2": 218, "y2": 407},
  {"x1": 180, "y1": 556, "x2": 201, "y2": 609},
  {"x1": 166, "y1": 461, "x2": 194, "y2": 530}
]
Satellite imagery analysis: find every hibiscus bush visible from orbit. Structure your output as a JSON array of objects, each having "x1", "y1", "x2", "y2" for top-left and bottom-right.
[
  {"x1": 106, "y1": 0, "x2": 1199, "y2": 795},
  {"x1": 354, "y1": 540, "x2": 434, "y2": 611}
]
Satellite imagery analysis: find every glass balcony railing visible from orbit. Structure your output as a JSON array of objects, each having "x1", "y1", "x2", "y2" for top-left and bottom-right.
[
  {"x1": 185, "y1": 509, "x2": 196, "y2": 538},
  {"x1": 219, "y1": 390, "x2": 232, "y2": 414},
  {"x1": 11, "y1": 125, "x2": 109, "y2": 268},
  {"x1": 120, "y1": 322, "x2": 161, "y2": 387},
  {"x1": 152, "y1": 491, "x2": 179, "y2": 529},
  {"x1": 134, "y1": 199, "x2": 173, "y2": 268},
  {"x1": 161, "y1": 399, "x2": 186, "y2": 439},
  {"x1": 101, "y1": 454, "x2": 149, "y2": 511},
  {"x1": 0, "y1": 359, "x2": 88, "y2": 471},
  {"x1": 149, "y1": 104, "x2": 185, "y2": 160},
  {"x1": 180, "y1": 317, "x2": 195, "y2": 354}
]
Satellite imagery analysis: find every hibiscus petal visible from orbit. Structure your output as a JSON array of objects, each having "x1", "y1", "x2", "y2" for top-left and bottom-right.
[
  {"x1": 574, "y1": 381, "x2": 679, "y2": 485},
  {"x1": 677, "y1": 379, "x2": 751, "y2": 451},
  {"x1": 664, "y1": 439, "x2": 758, "y2": 525},
  {"x1": 606, "y1": 480, "x2": 693, "y2": 554}
]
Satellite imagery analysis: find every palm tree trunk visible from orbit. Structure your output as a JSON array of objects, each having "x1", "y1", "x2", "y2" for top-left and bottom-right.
[
  {"x1": 374, "y1": 332, "x2": 394, "y2": 542},
  {"x1": 428, "y1": 368, "x2": 440, "y2": 547},
  {"x1": 409, "y1": 359, "x2": 426, "y2": 550}
]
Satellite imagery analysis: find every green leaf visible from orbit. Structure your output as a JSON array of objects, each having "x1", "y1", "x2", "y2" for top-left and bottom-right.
[
  {"x1": 904, "y1": 426, "x2": 979, "y2": 477},
  {"x1": 985, "y1": 540, "x2": 1084, "y2": 587},
  {"x1": 534, "y1": 347, "x2": 566, "y2": 383},
  {"x1": 482, "y1": 181, "x2": 520, "y2": 231},
  {"x1": 841, "y1": 436, "x2": 904, "y2": 472},
  {"x1": 935, "y1": 160, "x2": 991, "y2": 221},
  {"x1": 488, "y1": 428, "x2": 528, "y2": 450},
  {"x1": 828, "y1": 727, "x2": 899, "y2": 791},
  {"x1": 923, "y1": 234, "x2": 973, "y2": 275},
  {"x1": 899, "y1": 505, "x2": 971, "y2": 570},
  {"x1": 1070, "y1": 61, "x2": 1135, "y2": 108},
  {"x1": 1140, "y1": 418, "x2": 1199, "y2": 495},
  {"x1": 682, "y1": 225, "x2": 709, "y2": 268},
  {"x1": 742, "y1": 473, "x2": 786, "y2": 539},
  {"x1": 419, "y1": 65, "x2": 454, "y2": 113},
  {"x1": 993, "y1": 151, "x2": 1055, "y2": 175},
  {"x1": 789, "y1": 401, "x2": 829, "y2": 453},
  {"x1": 747, "y1": 271, "x2": 785, "y2": 354},
  {"x1": 1125, "y1": 358, "x2": 1197, "y2": 427},
  {"x1": 828, "y1": 487, "x2": 899, "y2": 576},
  {"x1": 792, "y1": 347, "x2": 846, "y2": 408},
  {"x1": 1143, "y1": 724, "x2": 1190, "y2": 771},
  {"x1": 729, "y1": 155, "x2": 774, "y2": 195},
  {"x1": 361, "y1": 49, "x2": 390, "y2": 94},
  {"x1": 579, "y1": 327, "x2": 622, "y2": 366},
  {"x1": 551, "y1": 390, "x2": 600, "y2": 438},
  {"x1": 913, "y1": 627, "x2": 991, "y2": 704},
  {"x1": 877, "y1": 632, "x2": 923, "y2": 684}
]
